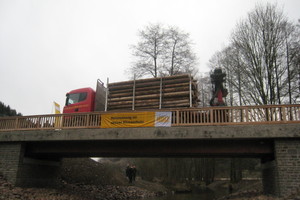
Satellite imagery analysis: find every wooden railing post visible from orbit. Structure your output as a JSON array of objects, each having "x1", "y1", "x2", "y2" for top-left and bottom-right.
[
  {"x1": 245, "y1": 107, "x2": 249, "y2": 123},
  {"x1": 86, "y1": 113, "x2": 90, "y2": 127},
  {"x1": 99, "y1": 113, "x2": 102, "y2": 127},
  {"x1": 210, "y1": 108, "x2": 214, "y2": 124},
  {"x1": 282, "y1": 105, "x2": 287, "y2": 122},
  {"x1": 15, "y1": 117, "x2": 19, "y2": 130}
]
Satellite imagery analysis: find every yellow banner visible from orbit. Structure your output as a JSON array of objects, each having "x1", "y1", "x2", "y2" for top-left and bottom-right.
[
  {"x1": 54, "y1": 101, "x2": 61, "y2": 114},
  {"x1": 54, "y1": 101, "x2": 61, "y2": 128},
  {"x1": 101, "y1": 112, "x2": 171, "y2": 128}
]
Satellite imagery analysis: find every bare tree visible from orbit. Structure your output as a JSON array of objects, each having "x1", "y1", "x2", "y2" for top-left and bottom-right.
[
  {"x1": 284, "y1": 20, "x2": 300, "y2": 103},
  {"x1": 209, "y1": 3, "x2": 300, "y2": 106},
  {"x1": 162, "y1": 26, "x2": 198, "y2": 76},
  {"x1": 129, "y1": 23, "x2": 165, "y2": 78},
  {"x1": 232, "y1": 3, "x2": 282, "y2": 104},
  {"x1": 230, "y1": 158, "x2": 242, "y2": 183},
  {"x1": 198, "y1": 72, "x2": 211, "y2": 107},
  {"x1": 128, "y1": 23, "x2": 198, "y2": 78}
]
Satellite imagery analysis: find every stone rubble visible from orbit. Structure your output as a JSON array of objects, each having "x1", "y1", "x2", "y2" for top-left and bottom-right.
[{"x1": 0, "y1": 175, "x2": 161, "y2": 200}]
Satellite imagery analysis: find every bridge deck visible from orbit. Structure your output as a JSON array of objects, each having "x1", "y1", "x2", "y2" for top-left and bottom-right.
[{"x1": 1, "y1": 122, "x2": 299, "y2": 157}]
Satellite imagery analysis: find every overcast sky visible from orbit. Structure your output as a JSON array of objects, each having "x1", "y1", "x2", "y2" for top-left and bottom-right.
[{"x1": 0, "y1": 0, "x2": 299, "y2": 115}]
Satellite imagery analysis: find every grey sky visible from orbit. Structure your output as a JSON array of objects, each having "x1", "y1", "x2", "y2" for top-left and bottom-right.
[{"x1": 0, "y1": 0, "x2": 299, "y2": 115}]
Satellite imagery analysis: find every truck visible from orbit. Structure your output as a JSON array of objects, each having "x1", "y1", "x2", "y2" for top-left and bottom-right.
[{"x1": 63, "y1": 74, "x2": 200, "y2": 114}]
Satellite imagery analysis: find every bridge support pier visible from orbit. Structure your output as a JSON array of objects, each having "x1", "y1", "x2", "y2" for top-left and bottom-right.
[
  {"x1": 262, "y1": 139, "x2": 300, "y2": 197},
  {"x1": 0, "y1": 142, "x2": 61, "y2": 187}
]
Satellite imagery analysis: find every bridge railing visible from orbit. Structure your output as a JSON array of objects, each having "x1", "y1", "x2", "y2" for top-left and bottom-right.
[
  {"x1": 0, "y1": 104, "x2": 299, "y2": 131},
  {"x1": 172, "y1": 104, "x2": 300, "y2": 125}
]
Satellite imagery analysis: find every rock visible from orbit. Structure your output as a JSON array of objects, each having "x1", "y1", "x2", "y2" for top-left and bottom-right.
[{"x1": 0, "y1": 175, "x2": 163, "y2": 200}]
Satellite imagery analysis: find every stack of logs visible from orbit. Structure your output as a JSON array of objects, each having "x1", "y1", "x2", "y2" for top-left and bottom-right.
[{"x1": 107, "y1": 74, "x2": 199, "y2": 111}]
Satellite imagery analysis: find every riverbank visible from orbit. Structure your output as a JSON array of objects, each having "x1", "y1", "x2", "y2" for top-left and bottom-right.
[
  {"x1": 2, "y1": 175, "x2": 296, "y2": 200},
  {"x1": 218, "y1": 190, "x2": 300, "y2": 200},
  {"x1": 0, "y1": 175, "x2": 165, "y2": 200}
]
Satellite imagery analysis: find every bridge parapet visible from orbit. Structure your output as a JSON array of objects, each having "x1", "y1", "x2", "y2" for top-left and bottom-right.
[{"x1": 0, "y1": 104, "x2": 299, "y2": 131}]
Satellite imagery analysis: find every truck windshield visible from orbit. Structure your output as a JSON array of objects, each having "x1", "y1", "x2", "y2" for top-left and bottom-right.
[{"x1": 66, "y1": 92, "x2": 87, "y2": 106}]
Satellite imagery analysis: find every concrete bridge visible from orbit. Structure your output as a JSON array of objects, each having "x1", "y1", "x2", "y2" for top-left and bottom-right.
[{"x1": 0, "y1": 104, "x2": 300, "y2": 197}]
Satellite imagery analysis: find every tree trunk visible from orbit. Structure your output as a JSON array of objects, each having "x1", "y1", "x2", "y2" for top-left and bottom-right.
[{"x1": 230, "y1": 158, "x2": 242, "y2": 183}]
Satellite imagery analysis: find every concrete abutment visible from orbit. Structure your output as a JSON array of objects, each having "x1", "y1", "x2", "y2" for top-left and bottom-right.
[
  {"x1": 262, "y1": 139, "x2": 300, "y2": 197},
  {"x1": 274, "y1": 139, "x2": 300, "y2": 197},
  {"x1": 0, "y1": 142, "x2": 61, "y2": 187}
]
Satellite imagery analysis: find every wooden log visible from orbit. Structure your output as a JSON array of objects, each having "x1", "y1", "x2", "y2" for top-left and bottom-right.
[
  {"x1": 106, "y1": 74, "x2": 199, "y2": 110},
  {"x1": 108, "y1": 91, "x2": 192, "y2": 102},
  {"x1": 108, "y1": 98, "x2": 198, "y2": 109},
  {"x1": 108, "y1": 100, "x2": 193, "y2": 109},
  {"x1": 108, "y1": 99, "x2": 190, "y2": 107},
  {"x1": 108, "y1": 82, "x2": 191, "y2": 95},
  {"x1": 108, "y1": 77, "x2": 192, "y2": 91},
  {"x1": 108, "y1": 102, "x2": 198, "y2": 111},
  {"x1": 108, "y1": 74, "x2": 191, "y2": 87},
  {"x1": 108, "y1": 86, "x2": 191, "y2": 98},
  {"x1": 110, "y1": 87, "x2": 196, "y2": 99}
]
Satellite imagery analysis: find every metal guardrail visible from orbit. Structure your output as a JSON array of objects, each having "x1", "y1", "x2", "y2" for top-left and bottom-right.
[{"x1": 0, "y1": 104, "x2": 299, "y2": 131}]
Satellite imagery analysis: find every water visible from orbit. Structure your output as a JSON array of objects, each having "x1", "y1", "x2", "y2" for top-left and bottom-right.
[
  {"x1": 145, "y1": 193, "x2": 214, "y2": 200},
  {"x1": 144, "y1": 188, "x2": 228, "y2": 200}
]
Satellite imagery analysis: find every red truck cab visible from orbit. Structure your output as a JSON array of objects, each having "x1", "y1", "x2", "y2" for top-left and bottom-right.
[{"x1": 63, "y1": 88, "x2": 96, "y2": 113}]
